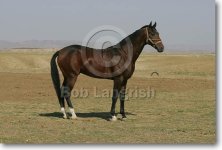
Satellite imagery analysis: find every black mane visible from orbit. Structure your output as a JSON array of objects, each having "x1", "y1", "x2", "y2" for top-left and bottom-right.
[{"x1": 140, "y1": 25, "x2": 149, "y2": 29}]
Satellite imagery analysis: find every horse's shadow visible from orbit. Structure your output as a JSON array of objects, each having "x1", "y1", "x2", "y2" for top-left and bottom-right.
[{"x1": 39, "y1": 112, "x2": 136, "y2": 121}]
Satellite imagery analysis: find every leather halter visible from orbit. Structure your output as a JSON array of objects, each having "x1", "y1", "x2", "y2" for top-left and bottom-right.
[{"x1": 146, "y1": 27, "x2": 162, "y2": 45}]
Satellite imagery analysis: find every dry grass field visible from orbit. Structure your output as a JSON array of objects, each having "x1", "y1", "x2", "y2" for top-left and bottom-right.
[{"x1": 0, "y1": 49, "x2": 215, "y2": 144}]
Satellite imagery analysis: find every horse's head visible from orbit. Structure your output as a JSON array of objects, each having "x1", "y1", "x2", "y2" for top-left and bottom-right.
[{"x1": 144, "y1": 22, "x2": 164, "y2": 52}]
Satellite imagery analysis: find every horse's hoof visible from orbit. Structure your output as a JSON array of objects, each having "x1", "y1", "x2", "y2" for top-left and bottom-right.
[
  {"x1": 63, "y1": 115, "x2": 67, "y2": 119},
  {"x1": 121, "y1": 117, "x2": 127, "y2": 121},
  {"x1": 70, "y1": 116, "x2": 78, "y2": 119},
  {"x1": 109, "y1": 116, "x2": 117, "y2": 121}
]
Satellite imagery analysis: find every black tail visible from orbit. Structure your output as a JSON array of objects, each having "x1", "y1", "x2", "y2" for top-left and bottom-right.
[{"x1": 50, "y1": 51, "x2": 61, "y2": 102}]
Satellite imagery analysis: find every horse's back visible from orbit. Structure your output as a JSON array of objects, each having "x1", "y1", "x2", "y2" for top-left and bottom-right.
[{"x1": 56, "y1": 44, "x2": 131, "y2": 79}]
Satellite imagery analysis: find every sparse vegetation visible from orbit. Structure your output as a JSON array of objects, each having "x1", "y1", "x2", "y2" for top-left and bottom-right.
[{"x1": 0, "y1": 50, "x2": 215, "y2": 143}]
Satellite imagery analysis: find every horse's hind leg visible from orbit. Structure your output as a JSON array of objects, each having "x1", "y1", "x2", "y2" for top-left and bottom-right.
[
  {"x1": 60, "y1": 79, "x2": 68, "y2": 119},
  {"x1": 63, "y1": 76, "x2": 78, "y2": 119}
]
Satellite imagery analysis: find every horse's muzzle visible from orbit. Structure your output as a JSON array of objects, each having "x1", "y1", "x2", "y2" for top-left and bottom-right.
[{"x1": 157, "y1": 46, "x2": 164, "y2": 53}]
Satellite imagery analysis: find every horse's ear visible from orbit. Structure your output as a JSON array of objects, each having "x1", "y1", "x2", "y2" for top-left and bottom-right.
[
  {"x1": 153, "y1": 22, "x2": 157, "y2": 28},
  {"x1": 149, "y1": 21, "x2": 152, "y2": 27}
]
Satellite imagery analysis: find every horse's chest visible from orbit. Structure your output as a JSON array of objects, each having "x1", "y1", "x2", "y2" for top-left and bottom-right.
[{"x1": 123, "y1": 64, "x2": 135, "y2": 79}]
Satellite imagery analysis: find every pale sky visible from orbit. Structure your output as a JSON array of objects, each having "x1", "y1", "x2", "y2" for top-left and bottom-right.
[{"x1": 0, "y1": 0, "x2": 215, "y2": 51}]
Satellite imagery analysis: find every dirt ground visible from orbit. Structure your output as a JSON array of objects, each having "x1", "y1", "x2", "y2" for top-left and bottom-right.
[{"x1": 0, "y1": 51, "x2": 215, "y2": 143}]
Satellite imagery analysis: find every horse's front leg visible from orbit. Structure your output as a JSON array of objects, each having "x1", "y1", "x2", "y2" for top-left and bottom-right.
[
  {"x1": 120, "y1": 80, "x2": 127, "y2": 120},
  {"x1": 110, "y1": 79, "x2": 121, "y2": 121}
]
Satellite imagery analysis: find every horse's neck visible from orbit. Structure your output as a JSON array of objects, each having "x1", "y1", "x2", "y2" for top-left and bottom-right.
[
  {"x1": 117, "y1": 29, "x2": 146, "y2": 63},
  {"x1": 129, "y1": 29, "x2": 147, "y2": 62},
  {"x1": 132, "y1": 40, "x2": 146, "y2": 62}
]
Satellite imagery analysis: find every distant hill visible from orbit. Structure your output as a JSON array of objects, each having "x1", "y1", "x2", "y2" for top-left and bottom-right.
[
  {"x1": 0, "y1": 40, "x2": 79, "y2": 50},
  {"x1": 0, "y1": 40, "x2": 215, "y2": 54}
]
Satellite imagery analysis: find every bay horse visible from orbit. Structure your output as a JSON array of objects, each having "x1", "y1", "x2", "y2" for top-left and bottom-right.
[{"x1": 50, "y1": 22, "x2": 164, "y2": 121}]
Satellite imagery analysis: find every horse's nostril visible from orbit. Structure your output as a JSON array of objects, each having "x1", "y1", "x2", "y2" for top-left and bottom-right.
[
  {"x1": 161, "y1": 46, "x2": 164, "y2": 51},
  {"x1": 158, "y1": 46, "x2": 164, "y2": 52}
]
